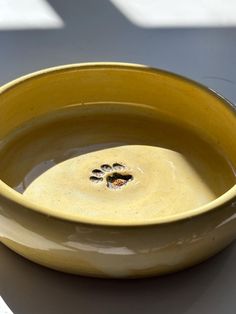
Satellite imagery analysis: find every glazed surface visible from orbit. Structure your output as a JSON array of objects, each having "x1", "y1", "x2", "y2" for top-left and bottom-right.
[
  {"x1": 0, "y1": 103, "x2": 235, "y2": 223},
  {"x1": 0, "y1": 63, "x2": 236, "y2": 278}
]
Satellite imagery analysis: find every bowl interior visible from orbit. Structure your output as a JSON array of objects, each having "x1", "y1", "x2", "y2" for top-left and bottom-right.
[{"x1": 0, "y1": 64, "x2": 235, "y2": 224}]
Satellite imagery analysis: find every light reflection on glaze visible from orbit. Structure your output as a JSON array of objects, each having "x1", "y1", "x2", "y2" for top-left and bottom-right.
[
  {"x1": 0, "y1": 215, "x2": 72, "y2": 252},
  {"x1": 65, "y1": 241, "x2": 135, "y2": 255}
]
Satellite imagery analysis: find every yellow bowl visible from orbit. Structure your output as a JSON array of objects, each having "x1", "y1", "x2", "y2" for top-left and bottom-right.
[{"x1": 0, "y1": 63, "x2": 236, "y2": 278}]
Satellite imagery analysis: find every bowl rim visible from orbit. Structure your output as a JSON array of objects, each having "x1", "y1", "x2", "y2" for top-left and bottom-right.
[{"x1": 0, "y1": 62, "x2": 235, "y2": 227}]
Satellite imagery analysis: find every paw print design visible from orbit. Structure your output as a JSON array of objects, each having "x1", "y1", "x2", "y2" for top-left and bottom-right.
[{"x1": 89, "y1": 163, "x2": 133, "y2": 189}]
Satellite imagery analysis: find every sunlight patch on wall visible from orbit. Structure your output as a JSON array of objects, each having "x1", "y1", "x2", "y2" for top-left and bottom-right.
[
  {"x1": 0, "y1": 296, "x2": 14, "y2": 314},
  {"x1": 110, "y1": 0, "x2": 236, "y2": 28},
  {"x1": 0, "y1": 0, "x2": 64, "y2": 30}
]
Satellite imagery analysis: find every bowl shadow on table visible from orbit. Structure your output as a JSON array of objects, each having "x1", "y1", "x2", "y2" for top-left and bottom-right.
[{"x1": 0, "y1": 241, "x2": 235, "y2": 314}]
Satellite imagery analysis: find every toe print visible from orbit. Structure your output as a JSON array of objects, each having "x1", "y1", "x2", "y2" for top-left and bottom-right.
[
  {"x1": 91, "y1": 169, "x2": 104, "y2": 177},
  {"x1": 89, "y1": 176, "x2": 103, "y2": 183},
  {"x1": 89, "y1": 163, "x2": 133, "y2": 189},
  {"x1": 101, "y1": 164, "x2": 112, "y2": 172},
  {"x1": 112, "y1": 163, "x2": 126, "y2": 171}
]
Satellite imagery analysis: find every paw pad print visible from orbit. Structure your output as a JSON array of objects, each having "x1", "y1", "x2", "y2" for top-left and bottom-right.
[{"x1": 89, "y1": 163, "x2": 133, "y2": 189}]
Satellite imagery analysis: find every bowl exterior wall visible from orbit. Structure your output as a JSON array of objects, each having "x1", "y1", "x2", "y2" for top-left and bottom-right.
[{"x1": 1, "y1": 194, "x2": 236, "y2": 278}]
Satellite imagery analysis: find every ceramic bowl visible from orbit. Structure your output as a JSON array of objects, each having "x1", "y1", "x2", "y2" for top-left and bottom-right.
[{"x1": 0, "y1": 63, "x2": 235, "y2": 278}]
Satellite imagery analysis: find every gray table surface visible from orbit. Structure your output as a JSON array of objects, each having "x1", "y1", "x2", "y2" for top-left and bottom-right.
[{"x1": 1, "y1": 1, "x2": 236, "y2": 313}]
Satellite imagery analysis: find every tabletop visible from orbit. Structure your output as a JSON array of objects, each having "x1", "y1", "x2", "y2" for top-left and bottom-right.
[{"x1": 0, "y1": 1, "x2": 236, "y2": 313}]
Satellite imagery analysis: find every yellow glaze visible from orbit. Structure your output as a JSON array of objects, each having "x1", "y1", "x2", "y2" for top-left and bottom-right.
[
  {"x1": 0, "y1": 63, "x2": 236, "y2": 278},
  {"x1": 23, "y1": 145, "x2": 234, "y2": 222}
]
